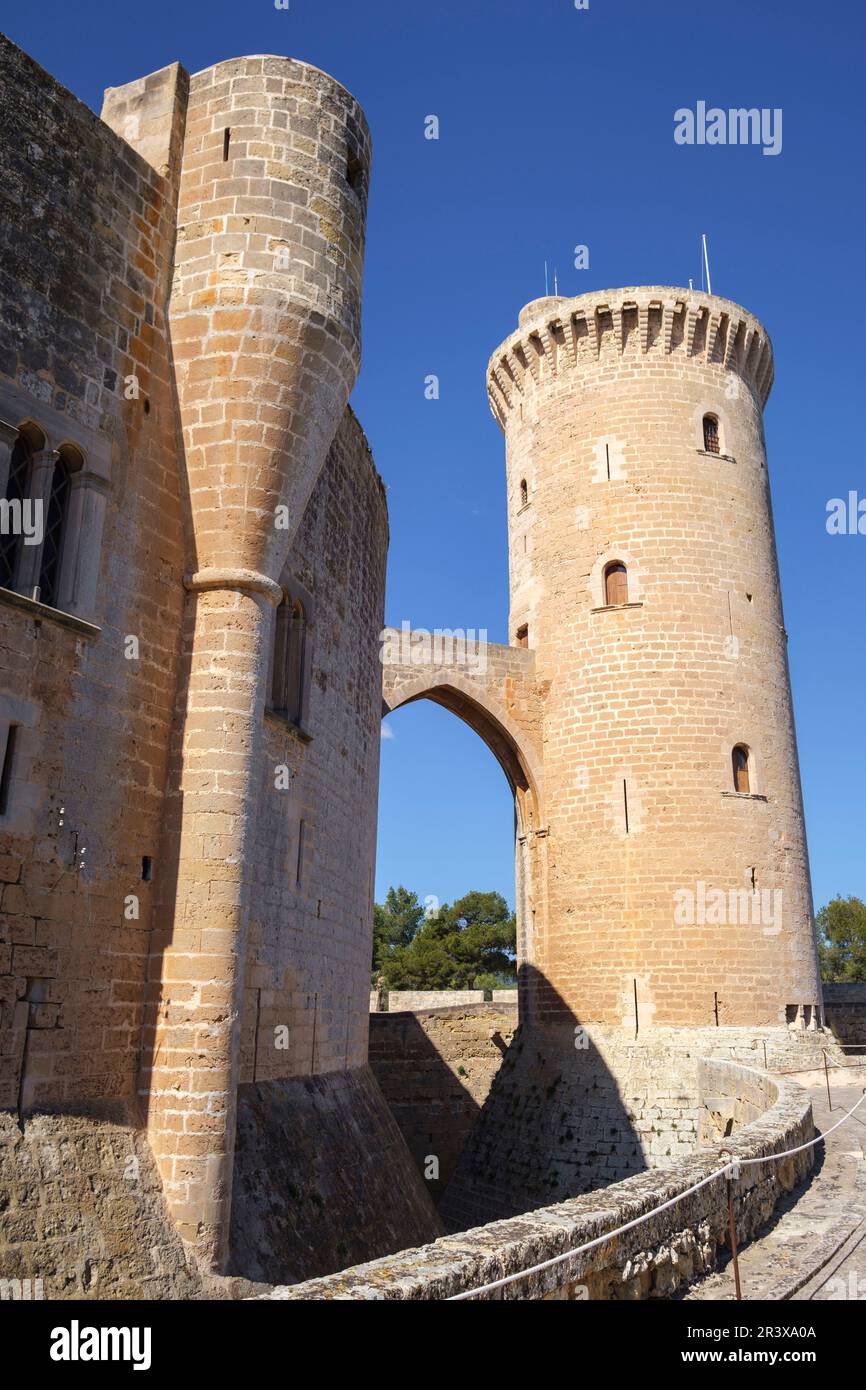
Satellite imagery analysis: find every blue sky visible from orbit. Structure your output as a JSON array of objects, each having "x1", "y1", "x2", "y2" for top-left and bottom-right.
[{"x1": 8, "y1": 0, "x2": 864, "y2": 915}]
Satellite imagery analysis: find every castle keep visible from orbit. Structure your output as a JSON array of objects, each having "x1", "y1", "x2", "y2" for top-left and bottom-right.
[{"x1": 0, "y1": 35, "x2": 826, "y2": 1299}]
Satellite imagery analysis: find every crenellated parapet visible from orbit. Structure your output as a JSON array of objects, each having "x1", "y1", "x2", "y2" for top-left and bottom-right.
[{"x1": 486, "y1": 286, "x2": 774, "y2": 429}]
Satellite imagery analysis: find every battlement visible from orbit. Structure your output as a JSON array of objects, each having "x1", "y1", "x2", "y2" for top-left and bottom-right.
[{"x1": 487, "y1": 286, "x2": 774, "y2": 427}]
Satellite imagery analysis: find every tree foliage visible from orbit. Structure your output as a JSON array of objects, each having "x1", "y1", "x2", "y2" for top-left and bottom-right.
[
  {"x1": 371, "y1": 885, "x2": 425, "y2": 981},
  {"x1": 817, "y1": 895, "x2": 866, "y2": 982},
  {"x1": 373, "y1": 887, "x2": 516, "y2": 990}
]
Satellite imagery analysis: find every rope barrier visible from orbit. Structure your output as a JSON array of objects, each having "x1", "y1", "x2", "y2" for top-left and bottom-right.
[{"x1": 446, "y1": 1086, "x2": 866, "y2": 1301}]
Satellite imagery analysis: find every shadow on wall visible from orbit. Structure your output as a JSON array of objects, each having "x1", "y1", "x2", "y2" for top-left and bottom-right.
[
  {"x1": 439, "y1": 965, "x2": 650, "y2": 1232},
  {"x1": 368, "y1": 968, "x2": 669, "y2": 1234},
  {"x1": 368, "y1": 1003, "x2": 517, "y2": 1206},
  {"x1": 226, "y1": 1066, "x2": 442, "y2": 1286}
]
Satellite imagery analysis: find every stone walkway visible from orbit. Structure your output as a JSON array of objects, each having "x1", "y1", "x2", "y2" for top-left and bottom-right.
[{"x1": 681, "y1": 1065, "x2": 866, "y2": 1301}]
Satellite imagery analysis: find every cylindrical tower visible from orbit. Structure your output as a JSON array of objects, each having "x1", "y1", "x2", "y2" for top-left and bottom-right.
[
  {"x1": 145, "y1": 56, "x2": 371, "y2": 1269},
  {"x1": 487, "y1": 286, "x2": 821, "y2": 1031}
]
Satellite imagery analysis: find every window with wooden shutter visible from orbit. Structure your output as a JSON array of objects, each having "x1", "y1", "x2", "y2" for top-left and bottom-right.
[
  {"x1": 703, "y1": 414, "x2": 720, "y2": 454},
  {"x1": 604, "y1": 561, "x2": 628, "y2": 606},
  {"x1": 732, "y1": 745, "x2": 751, "y2": 794}
]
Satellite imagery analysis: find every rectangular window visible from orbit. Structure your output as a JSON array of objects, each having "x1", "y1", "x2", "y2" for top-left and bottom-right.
[{"x1": 0, "y1": 724, "x2": 18, "y2": 815}]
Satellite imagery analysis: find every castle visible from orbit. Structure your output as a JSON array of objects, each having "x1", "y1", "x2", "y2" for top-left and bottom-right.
[{"x1": 0, "y1": 36, "x2": 825, "y2": 1299}]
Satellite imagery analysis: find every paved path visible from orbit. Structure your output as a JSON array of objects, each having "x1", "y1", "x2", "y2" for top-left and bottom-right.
[{"x1": 682, "y1": 1066, "x2": 866, "y2": 1301}]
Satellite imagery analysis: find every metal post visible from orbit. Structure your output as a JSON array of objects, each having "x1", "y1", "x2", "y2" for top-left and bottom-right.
[
  {"x1": 726, "y1": 1174, "x2": 742, "y2": 1300},
  {"x1": 824, "y1": 1052, "x2": 833, "y2": 1112}
]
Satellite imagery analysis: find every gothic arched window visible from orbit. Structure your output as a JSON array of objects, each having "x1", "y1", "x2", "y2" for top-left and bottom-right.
[
  {"x1": 271, "y1": 594, "x2": 307, "y2": 726},
  {"x1": 703, "y1": 414, "x2": 720, "y2": 455},
  {"x1": 604, "y1": 561, "x2": 628, "y2": 606},
  {"x1": 38, "y1": 453, "x2": 73, "y2": 607}
]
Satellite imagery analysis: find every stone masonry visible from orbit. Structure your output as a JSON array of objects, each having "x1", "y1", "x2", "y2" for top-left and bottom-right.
[
  {"x1": 383, "y1": 287, "x2": 823, "y2": 1034},
  {"x1": 0, "y1": 30, "x2": 831, "y2": 1301},
  {"x1": 0, "y1": 34, "x2": 439, "y2": 1293}
]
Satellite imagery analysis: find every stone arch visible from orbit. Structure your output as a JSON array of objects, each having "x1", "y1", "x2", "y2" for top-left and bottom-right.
[
  {"x1": 382, "y1": 669, "x2": 544, "y2": 837},
  {"x1": 381, "y1": 652, "x2": 546, "y2": 1021}
]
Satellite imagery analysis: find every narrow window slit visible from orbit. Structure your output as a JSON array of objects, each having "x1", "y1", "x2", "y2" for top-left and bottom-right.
[
  {"x1": 296, "y1": 820, "x2": 305, "y2": 887},
  {"x1": 0, "y1": 726, "x2": 18, "y2": 815}
]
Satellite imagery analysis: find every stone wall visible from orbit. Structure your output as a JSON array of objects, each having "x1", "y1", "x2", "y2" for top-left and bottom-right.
[
  {"x1": 0, "y1": 36, "x2": 410, "y2": 1289},
  {"x1": 368, "y1": 1004, "x2": 518, "y2": 1202},
  {"x1": 385, "y1": 990, "x2": 487, "y2": 1011},
  {"x1": 0, "y1": 1105, "x2": 201, "y2": 1299},
  {"x1": 438, "y1": 1020, "x2": 835, "y2": 1233},
  {"x1": 228, "y1": 1066, "x2": 441, "y2": 1284},
  {"x1": 0, "y1": 34, "x2": 187, "y2": 1116},
  {"x1": 239, "y1": 408, "x2": 388, "y2": 1087},
  {"x1": 253, "y1": 1058, "x2": 814, "y2": 1300},
  {"x1": 823, "y1": 983, "x2": 866, "y2": 1048}
]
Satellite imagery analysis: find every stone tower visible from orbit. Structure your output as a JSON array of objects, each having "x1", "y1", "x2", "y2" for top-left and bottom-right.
[
  {"x1": 141, "y1": 57, "x2": 372, "y2": 1266},
  {"x1": 486, "y1": 286, "x2": 822, "y2": 1032}
]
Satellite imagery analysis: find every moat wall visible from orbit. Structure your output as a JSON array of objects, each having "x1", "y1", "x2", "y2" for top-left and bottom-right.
[
  {"x1": 228, "y1": 1066, "x2": 441, "y2": 1285},
  {"x1": 368, "y1": 1004, "x2": 518, "y2": 1204},
  {"x1": 254, "y1": 1056, "x2": 815, "y2": 1300}
]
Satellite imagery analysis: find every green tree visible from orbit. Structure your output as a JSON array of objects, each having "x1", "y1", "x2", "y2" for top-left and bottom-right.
[
  {"x1": 817, "y1": 896, "x2": 866, "y2": 982},
  {"x1": 371, "y1": 885, "x2": 425, "y2": 980},
  {"x1": 377, "y1": 889, "x2": 516, "y2": 990}
]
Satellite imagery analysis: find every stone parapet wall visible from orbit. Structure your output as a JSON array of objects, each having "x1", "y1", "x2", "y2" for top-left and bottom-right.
[
  {"x1": 385, "y1": 991, "x2": 486, "y2": 1011},
  {"x1": 822, "y1": 983, "x2": 866, "y2": 1048},
  {"x1": 252, "y1": 1058, "x2": 814, "y2": 1300}
]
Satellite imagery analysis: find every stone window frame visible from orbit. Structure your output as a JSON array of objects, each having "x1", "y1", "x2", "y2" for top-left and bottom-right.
[
  {"x1": 589, "y1": 548, "x2": 644, "y2": 612},
  {"x1": 692, "y1": 401, "x2": 736, "y2": 463},
  {"x1": 266, "y1": 573, "x2": 314, "y2": 739},
  {"x1": 0, "y1": 381, "x2": 110, "y2": 629},
  {"x1": 721, "y1": 739, "x2": 767, "y2": 801}
]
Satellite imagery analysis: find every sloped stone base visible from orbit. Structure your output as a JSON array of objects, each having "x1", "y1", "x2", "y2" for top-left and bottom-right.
[{"x1": 227, "y1": 1066, "x2": 442, "y2": 1285}]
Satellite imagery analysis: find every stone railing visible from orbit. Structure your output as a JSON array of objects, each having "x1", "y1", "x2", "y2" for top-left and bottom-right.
[
  {"x1": 370, "y1": 990, "x2": 519, "y2": 1012},
  {"x1": 251, "y1": 1059, "x2": 813, "y2": 1300}
]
